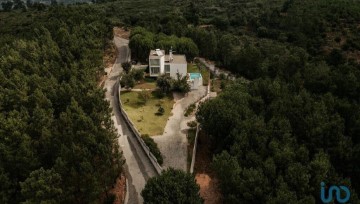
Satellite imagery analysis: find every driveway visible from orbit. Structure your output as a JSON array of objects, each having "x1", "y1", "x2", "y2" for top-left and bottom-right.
[
  {"x1": 105, "y1": 36, "x2": 157, "y2": 204},
  {"x1": 152, "y1": 86, "x2": 207, "y2": 170}
]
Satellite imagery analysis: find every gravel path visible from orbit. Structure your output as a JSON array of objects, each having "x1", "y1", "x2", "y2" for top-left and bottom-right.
[{"x1": 152, "y1": 86, "x2": 207, "y2": 171}]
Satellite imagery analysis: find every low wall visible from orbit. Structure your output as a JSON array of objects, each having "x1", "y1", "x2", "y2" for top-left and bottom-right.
[
  {"x1": 190, "y1": 124, "x2": 200, "y2": 173},
  {"x1": 117, "y1": 79, "x2": 163, "y2": 175},
  {"x1": 189, "y1": 83, "x2": 211, "y2": 173}
]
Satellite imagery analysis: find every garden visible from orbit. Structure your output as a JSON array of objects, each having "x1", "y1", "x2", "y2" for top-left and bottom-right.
[{"x1": 120, "y1": 90, "x2": 174, "y2": 136}]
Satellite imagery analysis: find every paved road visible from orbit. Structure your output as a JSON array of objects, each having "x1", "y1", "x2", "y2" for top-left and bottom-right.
[
  {"x1": 104, "y1": 36, "x2": 157, "y2": 204},
  {"x1": 153, "y1": 86, "x2": 207, "y2": 170}
]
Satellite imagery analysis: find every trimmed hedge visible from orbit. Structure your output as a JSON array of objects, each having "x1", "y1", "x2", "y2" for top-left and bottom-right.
[{"x1": 142, "y1": 134, "x2": 164, "y2": 165}]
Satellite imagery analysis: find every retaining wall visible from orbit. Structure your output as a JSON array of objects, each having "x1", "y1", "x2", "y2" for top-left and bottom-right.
[{"x1": 117, "y1": 80, "x2": 163, "y2": 175}]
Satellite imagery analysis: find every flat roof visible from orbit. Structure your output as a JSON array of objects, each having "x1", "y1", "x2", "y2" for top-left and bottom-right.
[
  {"x1": 149, "y1": 49, "x2": 165, "y2": 58},
  {"x1": 165, "y1": 54, "x2": 187, "y2": 64}
]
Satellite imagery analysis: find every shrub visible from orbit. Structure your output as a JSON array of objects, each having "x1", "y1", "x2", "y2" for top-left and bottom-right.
[
  {"x1": 187, "y1": 128, "x2": 197, "y2": 146},
  {"x1": 219, "y1": 73, "x2": 226, "y2": 80},
  {"x1": 156, "y1": 106, "x2": 165, "y2": 115},
  {"x1": 220, "y1": 81, "x2": 226, "y2": 89},
  {"x1": 210, "y1": 71, "x2": 215, "y2": 79},
  {"x1": 172, "y1": 73, "x2": 190, "y2": 94},
  {"x1": 187, "y1": 121, "x2": 197, "y2": 128},
  {"x1": 142, "y1": 134, "x2": 163, "y2": 165},
  {"x1": 184, "y1": 103, "x2": 196, "y2": 117},
  {"x1": 131, "y1": 69, "x2": 145, "y2": 81},
  {"x1": 141, "y1": 168, "x2": 202, "y2": 203},
  {"x1": 156, "y1": 74, "x2": 172, "y2": 94},
  {"x1": 137, "y1": 91, "x2": 151, "y2": 104},
  {"x1": 120, "y1": 73, "x2": 135, "y2": 89},
  {"x1": 121, "y1": 61, "x2": 132, "y2": 73}
]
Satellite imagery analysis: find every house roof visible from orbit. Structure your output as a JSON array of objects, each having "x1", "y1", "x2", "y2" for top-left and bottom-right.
[
  {"x1": 165, "y1": 54, "x2": 187, "y2": 64},
  {"x1": 149, "y1": 49, "x2": 165, "y2": 58}
]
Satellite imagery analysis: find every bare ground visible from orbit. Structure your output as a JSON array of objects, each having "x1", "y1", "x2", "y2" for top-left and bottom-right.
[
  {"x1": 194, "y1": 131, "x2": 223, "y2": 204},
  {"x1": 100, "y1": 173, "x2": 126, "y2": 204},
  {"x1": 114, "y1": 27, "x2": 130, "y2": 39},
  {"x1": 110, "y1": 173, "x2": 127, "y2": 204}
]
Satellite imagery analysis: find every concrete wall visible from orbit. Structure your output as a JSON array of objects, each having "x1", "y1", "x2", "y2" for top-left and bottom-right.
[
  {"x1": 160, "y1": 56, "x2": 165, "y2": 74},
  {"x1": 190, "y1": 124, "x2": 200, "y2": 174},
  {"x1": 169, "y1": 63, "x2": 187, "y2": 78}
]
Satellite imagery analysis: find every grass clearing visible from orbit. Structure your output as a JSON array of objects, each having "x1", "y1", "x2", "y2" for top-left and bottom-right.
[
  {"x1": 133, "y1": 76, "x2": 157, "y2": 89},
  {"x1": 133, "y1": 82, "x2": 156, "y2": 89},
  {"x1": 120, "y1": 90, "x2": 174, "y2": 136},
  {"x1": 200, "y1": 68, "x2": 210, "y2": 86},
  {"x1": 188, "y1": 63, "x2": 199, "y2": 73}
]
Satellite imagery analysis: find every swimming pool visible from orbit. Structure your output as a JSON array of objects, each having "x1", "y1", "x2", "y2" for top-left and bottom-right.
[{"x1": 189, "y1": 73, "x2": 202, "y2": 80}]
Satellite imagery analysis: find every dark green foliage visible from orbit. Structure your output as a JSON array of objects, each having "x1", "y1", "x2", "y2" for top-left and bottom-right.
[
  {"x1": 121, "y1": 61, "x2": 132, "y2": 73},
  {"x1": 187, "y1": 128, "x2": 197, "y2": 146},
  {"x1": 187, "y1": 120, "x2": 197, "y2": 128},
  {"x1": 187, "y1": 121, "x2": 197, "y2": 146},
  {"x1": 220, "y1": 81, "x2": 226, "y2": 89},
  {"x1": 156, "y1": 74, "x2": 172, "y2": 94},
  {"x1": 141, "y1": 168, "x2": 203, "y2": 204},
  {"x1": 141, "y1": 134, "x2": 163, "y2": 165},
  {"x1": 104, "y1": 193, "x2": 116, "y2": 204},
  {"x1": 1, "y1": 1, "x2": 13, "y2": 11},
  {"x1": 129, "y1": 27, "x2": 199, "y2": 61},
  {"x1": 184, "y1": 103, "x2": 196, "y2": 117},
  {"x1": 172, "y1": 72, "x2": 191, "y2": 94},
  {"x1": 156, "y1": 73, "x2": 190, "y2": 94},
  {"x1": 131, "y1": 68, "x2": 145, "y2": 81},
  {"x1": 2, "y1": 0, "x2": 360, "y2": 203},
  {"x1": 0, "y1": 5, "x2": 123, "y2": 203},
  {"x1": 20, "y1": 168, "x2": 62, "y2": 204},
  {"x1": 129, "y1": 27, "x2": 155, "y2": 62},
  {"x1": 120, "y1": 73, "x2": 135, "y2": 89},
  {"x1": 157, "y1": 106, "x2": 165, "y2": 115},
  {"x1": 197, "y1": 77, "x2": 360, "y2": 202}
]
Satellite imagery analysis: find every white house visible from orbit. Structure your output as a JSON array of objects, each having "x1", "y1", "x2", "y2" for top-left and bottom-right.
[{"x1": 149, "y1": 49, "x2": 187, "y2": 78}]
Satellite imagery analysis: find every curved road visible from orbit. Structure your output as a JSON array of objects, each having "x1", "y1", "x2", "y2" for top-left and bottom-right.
[{"x1": 104, "y1": 37, "x2": 157, "y2": 204}]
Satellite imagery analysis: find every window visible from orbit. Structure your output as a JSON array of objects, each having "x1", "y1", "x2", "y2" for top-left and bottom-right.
[
  {"x1": 165, "y1": 65, "x2": 170, "y2": 73},
  {"x1": 150, "y1": 59, "x2": 160, "y2": 66},
  {"x1": 151, "y1": 67, "x2": 160, "y2": 74}
]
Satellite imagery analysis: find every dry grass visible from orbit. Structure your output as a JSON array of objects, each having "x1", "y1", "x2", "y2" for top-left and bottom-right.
[
  {"x1": 120, "y1": 91, "x2": 174, "y2": 136},
  {"x1": 133, "y1": 82, "x2": 157, "y2": 89}
]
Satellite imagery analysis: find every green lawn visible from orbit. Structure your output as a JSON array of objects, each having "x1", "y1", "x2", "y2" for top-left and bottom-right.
[
  {"x1": 133, "y1": 77, "x2": 157, "y2": 89},
  {"x1": 200, "y1": 68, "x2": 210, "y2": 86},
  {"x1": 188, "y1": 63, "x2": 199, "y2": 73},
  {"x1": 120, "y1": 91, "x2": 174, "y2": 136},
  {"x1": 133, "y1": 82, "x2": 156, "y2": 89}
]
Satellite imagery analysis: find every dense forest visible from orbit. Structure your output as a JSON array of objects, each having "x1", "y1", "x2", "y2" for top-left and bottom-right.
[
  {"x1": 0, "y1": 5, "x2": 122, "y2": 203},
  {"x1": 1, "y1": 0, "x2": 360, "y2": 203}
]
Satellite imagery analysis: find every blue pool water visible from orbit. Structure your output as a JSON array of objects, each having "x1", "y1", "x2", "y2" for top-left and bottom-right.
[{"x1": 189, "y1": 73, "x2": 202, "y2": 80}]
